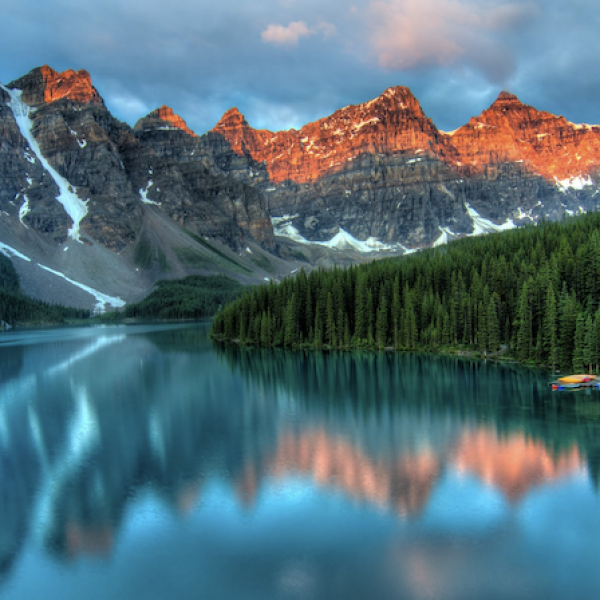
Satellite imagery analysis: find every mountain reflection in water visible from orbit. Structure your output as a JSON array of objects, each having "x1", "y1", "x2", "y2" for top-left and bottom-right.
[{"x1": 0, "y1": 324, "x2": 599, "y2": 599}]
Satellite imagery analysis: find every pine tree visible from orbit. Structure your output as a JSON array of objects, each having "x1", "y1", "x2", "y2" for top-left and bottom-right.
[
  {"x1": 376, "y1": 292, "x2": 388, "y2": 349},
  {"x1": 326, "y1": 292, "x2": 335, "y2": 346},
  {"x1": 572, "y1": 313, "x2": 586, "y2": 373},
  {"x1": 487, "y1": 295, "x2": 500, "y2": 353},
  {"x1": 442, "y1": 311, "x2": 451, "y2": 345},
  {"x1": 544, "y1": 282, "x2": 558, "y2": 371},
  {"x1": 516, "y1": 279, "x2": 532, "y2": 362},
  {"x1": 354, "y1": 273, "x2": 368, "y2": 342},
  {"x1": 344, "y1": 314, "x2": 351, "y2": 348},
  {"x1": 284, "y1": 294, "x2": 297, "y2": 347},
  {"x1": 558, "y1": 286, "x2": 577, "y2": 371},
  {"x1": 392, "y1": 276, "x2": 401, "y2": 350},
  {"x1": 593, "y1": 307, "x2": 600, "y2": 374},
  {"x1": 584, "y1": 314, "x2": 594, "y2": 374},
  {"x1": 314, "y1": 315, "x2": 323, "y2": 349},
  {"x1": 478, "y1": 302, "x2": 488, "y2": 354}
]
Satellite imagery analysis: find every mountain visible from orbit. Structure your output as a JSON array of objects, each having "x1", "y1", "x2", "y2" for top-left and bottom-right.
[
  {"x1": 0, "y1": 66, "x2": 282, "y2": 310},
  {"x1": 210, "y1": 87, "x2": 600, "y2": 249},
  {"x1": 1, "y1": 65, "x2": 600, "y2": 309}
]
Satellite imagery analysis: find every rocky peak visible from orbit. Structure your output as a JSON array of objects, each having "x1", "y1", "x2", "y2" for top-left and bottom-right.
[
  {"x1": 9, "y1": 65, "x2": 102, "y2": 107},
  {"x1": 367, "y1": 85, "x2": 423, "y2": 114},
  {"x1": 449, "y1": 91, "x2": 600, "y2": 180},
  {"x1": 214, "y1": 107, "x2": 250, "y2": 132},
  {"x1": 135, "y1": 105, "x2": 197, "y2": 136},
  {"x1": 210, "y1": 85, "x2": 444, "y2": 184},
  {"x1": 489, "y1": 90, "x2": 522, "y2": 109},
  {"x1": 317, "y1": 85, "x2": 427, "y2": 134}
]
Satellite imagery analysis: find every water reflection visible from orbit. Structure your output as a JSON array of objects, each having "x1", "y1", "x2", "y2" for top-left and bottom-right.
[
  {"x1": 452, "y1": 430, "x2": 582, "y2": 502},
  {"x1": 268, "y1": 429, "x2": 441, "y2": 517},
  {"x1": 0, "y1": 325, "x2": 599, "y2": 598}
]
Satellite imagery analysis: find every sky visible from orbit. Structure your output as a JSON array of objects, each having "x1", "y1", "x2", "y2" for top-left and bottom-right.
[{"x1": 1, "y1": 0, "x2": 600, "y2": 135}]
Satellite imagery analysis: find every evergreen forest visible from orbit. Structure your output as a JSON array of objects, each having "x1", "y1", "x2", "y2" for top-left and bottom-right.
[
  {"x1": 211, "y1": 212, "x2": 600, "y2": 373},
  {"x1": 125, "y1": 275, "x2": 245, "y2": 320}
]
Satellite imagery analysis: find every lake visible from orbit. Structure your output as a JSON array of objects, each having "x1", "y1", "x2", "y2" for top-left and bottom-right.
[{"x1": 1, "y1": 322, "x2": 600, "y2": 599}]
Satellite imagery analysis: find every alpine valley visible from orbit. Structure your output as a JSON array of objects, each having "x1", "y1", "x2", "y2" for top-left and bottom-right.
[{"x1": 1, "y1": 65, "x2": 600, "y2": 310}]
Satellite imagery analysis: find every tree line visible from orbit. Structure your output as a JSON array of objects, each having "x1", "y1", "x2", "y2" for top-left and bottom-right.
[
  {"x1": 125, "y1": 275, "x2": 245, "y2": 320},
  {"x1": 211, "y1": 212, "x2": 600, "y2": 372}
]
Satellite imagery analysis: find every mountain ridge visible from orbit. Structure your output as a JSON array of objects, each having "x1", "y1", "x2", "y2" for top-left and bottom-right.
[{"x1": 2, "y1": 65, "x2": 600, "y2": 310}]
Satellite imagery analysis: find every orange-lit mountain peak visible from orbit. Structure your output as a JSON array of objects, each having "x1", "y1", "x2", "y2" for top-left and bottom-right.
[
  {"x1": 211, "y1": 84, "x2": 444, "y2": 183},
  {"x1": 489, "y1": 90, "x2": 522, "y2": 108},
  {"x1": 10, "y1": 65, "x2": 103, "y2": 107},
  {"x1": 340, "y1": 85, "x2": 422, "y2": 116},
  {"x1": 209, "y1": 83, "x2": 600, "y2": 185},
  {"x1": 143, "y1": 105, "x2": 197, "y2": 136},
  {"x1": 214, "y1": 106, "x2": 252, "y2": 131},
  {"x1": 41, "y1": 66, "x2": 100, "y2": 105}
]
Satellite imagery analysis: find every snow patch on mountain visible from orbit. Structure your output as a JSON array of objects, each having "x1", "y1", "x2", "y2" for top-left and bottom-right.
[
  {"x1": 0, "y1": 241, "x2": 32, "y2": 262},
  {"x1": 555, "y1": 175, "x2": 593, "y2": 192},
  {"x1": 568, "y1": 121, "x2": 597, "y2": 131},
  {"x1": 433, "y1": 226, "x2": 456, "y2": 247},
  {"x1": 140, "y1": 181, "x2": 160, "y2": 205},
  {"x1": 37, "y1": 264, "x2": 125, "y2": 311},
  {"x1": 271, "y1": 215, "x2": 413, "y2": 254},
  {"x1": 352, "y1": 117, "x2": 380, "y2": 132},
  {"x1": 271, "y1": 215, "x2": 306, "y2": 244},
  {"x1": 0, "y1": 240, "x2": 124, "y2": 310},
  {"x1": 465, "y1": 203, "x2": 516, "y2": 236},
  {"x1": 1, "y1": 83, "x2": 89, "y2": 241},
  {"x1": 19, "y1": 195, "x2": 30, "y2": 226}
]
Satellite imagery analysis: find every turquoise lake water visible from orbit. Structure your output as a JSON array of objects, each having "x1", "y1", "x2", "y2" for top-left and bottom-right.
[{"x1": 1, "y1": 322, "x2": 600, "y2": 599}]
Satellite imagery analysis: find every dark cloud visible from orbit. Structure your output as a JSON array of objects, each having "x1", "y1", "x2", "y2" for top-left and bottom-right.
[{"x1": 1, "y1": 0, "x2": 599, "y2": 136}]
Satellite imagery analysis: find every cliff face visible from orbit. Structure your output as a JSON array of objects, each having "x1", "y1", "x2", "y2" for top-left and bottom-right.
[
  {"x1": 210, "y1": 89, "x2": 600, "y2": 248},
  {"x1": 127, "y1": 106, "x2": 274, "y2": 250},
  {"x1": 0, "y1": 66, "x2": 274, "y2": 254}
]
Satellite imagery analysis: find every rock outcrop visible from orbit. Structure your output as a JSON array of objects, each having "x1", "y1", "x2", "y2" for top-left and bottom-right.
[{"x1": 9, "y1": 65, "x2": 103, "y2": 107}]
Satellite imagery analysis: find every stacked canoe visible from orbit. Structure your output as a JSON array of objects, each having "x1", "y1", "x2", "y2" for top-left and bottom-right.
[{"x1": 550, "y1": 374, "x2": 599, "y2": 390}]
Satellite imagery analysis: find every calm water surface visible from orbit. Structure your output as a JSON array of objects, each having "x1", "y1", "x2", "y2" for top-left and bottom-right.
[{"x1": 1, "y1": 323, "x2": 600, "y2": 599}]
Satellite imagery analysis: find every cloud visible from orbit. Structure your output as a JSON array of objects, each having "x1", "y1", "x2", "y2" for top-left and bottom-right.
[
  {"x1": 2, "y1": 0, "x2": 600, "y2": 138},
  {"x1": 316, "y1": 22, "x2": 338, "y2": 38},
  {"x1": 261, "y1": 20, "x2": 337, "y2": 46},
  {"x1": 261, "y1": 21, "x2": 314, "y2": 46},
  {"x1": 363, "y1": 0, "x2": 538, "y2": 81}
]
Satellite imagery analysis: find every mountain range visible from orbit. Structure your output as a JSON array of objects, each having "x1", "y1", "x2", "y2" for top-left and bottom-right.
[{"x1": 1, "y1": 65, "x2": 599, "y2": 309}]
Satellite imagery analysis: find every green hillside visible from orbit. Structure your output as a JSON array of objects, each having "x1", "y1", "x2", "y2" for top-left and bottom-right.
[{"x1": 125, "y1": 275, "x2": 245, "y2": 320}]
